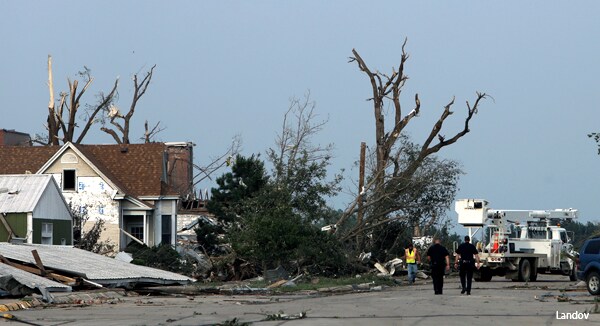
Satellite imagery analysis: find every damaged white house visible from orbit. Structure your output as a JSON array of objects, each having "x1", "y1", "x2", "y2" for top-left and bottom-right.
[{"x1": 0, "y1": 142, "x2": 195, "y2": 251}]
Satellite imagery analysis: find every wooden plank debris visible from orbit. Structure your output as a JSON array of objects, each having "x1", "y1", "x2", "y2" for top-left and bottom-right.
[
  {"x1": 0, "y1": 215, "x2": 14, "y2": 242},
  {"x1": 267, "y1": 279, "x2": 288, "y2": 289},
  {"x1": 0, "y1": 254, "x2": 13, "y2": 266},
  {"x1": 9, "y1": 262, "x2": 76, "y2": 286},
  {"x1": 374, "y1": 262, "x2": 389, "y2": 275},
  {"x1": 0, "y1": 252, "x2": 78, "y2": 286},
  {"x1": 31, "y1": 250, "x2": 47, "y2": 276}
]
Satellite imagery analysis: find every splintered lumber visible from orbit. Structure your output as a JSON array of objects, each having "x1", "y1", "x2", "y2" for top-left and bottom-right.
[
  {"x1": 9, "y1": 262, "x2": 76, "y2": 286},
  {"x1": 0, "y1": 254, "x2": 12, "y2": 265},
  {"x1": 0, "y1": 215, "x2": 13, "y2": 242},
  {"x1": 0, "y1": 252, "x2": 77, "y2": 286},
  {"x1": 267, "y1": 279, "x2": 288, "y2": 289},
  {"x1": 31, "y1": 250, "x2": 47, "y2": 276}
]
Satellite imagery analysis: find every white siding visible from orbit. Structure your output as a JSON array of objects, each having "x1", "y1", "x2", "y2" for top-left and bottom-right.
[{"x1": 60, "y1": 176, "x2": 119, "y2": 225}]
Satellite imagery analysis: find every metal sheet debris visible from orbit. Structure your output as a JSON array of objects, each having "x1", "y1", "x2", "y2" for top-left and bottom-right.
[{"x1": 0, "y1": 243, "x2": 193, "y2": 287}]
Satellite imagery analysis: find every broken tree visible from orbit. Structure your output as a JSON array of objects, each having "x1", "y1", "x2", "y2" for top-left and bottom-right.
[
  {"x1": 337, "y1": 40, "x2": 488, "y2": 251},
  {"x1": 42, "y1": 56, "x2": 161, "y2": 145}
]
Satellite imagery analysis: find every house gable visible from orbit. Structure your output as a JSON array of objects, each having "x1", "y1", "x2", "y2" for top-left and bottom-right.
[
  {"x1": 32, "y1": 176, "x2": 72, "y2": 221},
  {"x1": 0, "y1": 175, "x2": 72, "y2": 245},
  {"x1": 37, "y1": 143, "x2": 125, "y2": 196}
]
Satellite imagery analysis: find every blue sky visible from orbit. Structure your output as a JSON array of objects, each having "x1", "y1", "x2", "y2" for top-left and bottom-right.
[{"x1": 2, "y1": 1, "x2": 600, "y2": 226}]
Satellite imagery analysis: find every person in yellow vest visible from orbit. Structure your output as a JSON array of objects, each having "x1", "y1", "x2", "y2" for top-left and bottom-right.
[{"x1": 403, "y1": 243, "x2": 421, "y2": 284}]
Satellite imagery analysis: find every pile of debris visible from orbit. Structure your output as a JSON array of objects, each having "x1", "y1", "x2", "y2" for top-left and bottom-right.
[
  {"x1": 358, "y1": 252, "x2": 429, "y2": 280},
  {"x1": 0, "y1": 243, "x2": 194, "y2": 302}
]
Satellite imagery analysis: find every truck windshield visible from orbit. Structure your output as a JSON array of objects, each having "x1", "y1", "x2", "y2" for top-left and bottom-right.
[
  {"x1": 508, "y1": 224, "x2": 520, "y2": 239},
  {"x1": 527, "y1": 227, "x2": 548, "y2": 239}
]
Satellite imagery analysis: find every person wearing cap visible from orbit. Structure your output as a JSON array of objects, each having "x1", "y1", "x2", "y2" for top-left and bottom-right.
[
  {"x1": 403, "y1": 243, "x2": 421, "y2": 284},
  {"x1": 455, "y1": 235, "x2": 481, "y2": 295}
]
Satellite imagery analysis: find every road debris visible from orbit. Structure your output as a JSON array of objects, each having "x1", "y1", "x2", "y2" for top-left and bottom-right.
[
  {"x1": 264, "y1": 311, "x2": 307, "y2": 321},
  {"x1": 374, "y1": 263, "x2": 389, "y2": 276}
]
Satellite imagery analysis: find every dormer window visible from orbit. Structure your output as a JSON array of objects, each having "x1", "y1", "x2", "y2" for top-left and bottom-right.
[{"x1": 63, "y1": 169, "x2": 76, "y2": 191}]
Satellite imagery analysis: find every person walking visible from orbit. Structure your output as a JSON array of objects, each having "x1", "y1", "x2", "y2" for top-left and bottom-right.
[
  {"x1": 403, "y1": 243, "x2": 421, "y2": 284},
  {"x1": 426, "y1": 237, "x2": 450, "y2": 295},
  {"x1": 454, "y1": 235, "x2": 481, "y2": 295}
]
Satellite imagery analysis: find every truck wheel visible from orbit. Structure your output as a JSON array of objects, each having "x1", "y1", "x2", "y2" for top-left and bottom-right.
[
  {"x1": 529, "y1": 259, "x2": 538, "y2": 282},
  {"x1": 479, "y1": 267, "x2": 493, "y2": 282},
  {"x1": 586, "y1": 271, "x2": 600, "y2": 295},
  {"x1": 518, "y1": 259, "x2": 531, "y2": 282}
]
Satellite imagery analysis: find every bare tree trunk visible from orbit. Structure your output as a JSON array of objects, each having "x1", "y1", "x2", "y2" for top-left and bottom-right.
[
  {"x1": 43, "y1": 58, "x2": 118, "y2": 145},
  {"x1": 356, "y1": 142, "x2": 366, "y2": 251},
  {"x1": 143, "y1": 120, "x2": 165, "y2": 143},
  {"x1": 338, "y1": 40, "x2": 487, "y2": 243},
  {"x1": 101, "y1": 65, "x2": 156, "y2": 144},
  {"x1": 75, "y1": 79, "x2": 118, "y2": 144},
  {"x1": 46, "y1": 55, "x2": 60, "y2": 146}
]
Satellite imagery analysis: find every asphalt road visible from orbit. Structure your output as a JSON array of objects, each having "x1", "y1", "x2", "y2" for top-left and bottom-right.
[{"x1": 7, "y1": 274, "x2": 600, "y2": 326}]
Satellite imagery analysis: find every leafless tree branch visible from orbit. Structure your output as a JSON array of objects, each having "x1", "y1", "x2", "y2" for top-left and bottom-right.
[
  {"x1": 101, "y1": 64, "x2": 156, "y2": 144},
  {"x1": 142, "y1": 120, "x2": 166, "y2": 143},
  {"x1": 340, "y1": 41, "x2": 487, "y2": 248}
]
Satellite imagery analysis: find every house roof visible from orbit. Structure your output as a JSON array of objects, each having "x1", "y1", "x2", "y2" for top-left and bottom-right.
[
  {"x1": 0, "y1": 262, "x2": 72, "y2": 292},
  {"x1": 73, "y1": 143, "x2": 174, "y2": 197},
  {"x1": 0, "y1": 243, "x2": 193, "y2": 286},
  {"x1": 0, "y1": 174, "x2": 55, "y2": 213},
  {"x1": 0, "y1": 143, "x2": 180, "y2": 198},
  {"x1": 0, "y1": 146, "x2": 57, "y2": 174}
]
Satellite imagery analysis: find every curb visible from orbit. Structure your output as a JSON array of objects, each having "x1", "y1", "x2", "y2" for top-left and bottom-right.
[
  {"x1": 0, "y1": 291, "x2": 125, "y2": 313},
  {"x1": 51, "y1": 291, "x2": 124, "y2": 305},
  {"x1": 0, "y1": 298, "x2": 43, "y2": 312}
]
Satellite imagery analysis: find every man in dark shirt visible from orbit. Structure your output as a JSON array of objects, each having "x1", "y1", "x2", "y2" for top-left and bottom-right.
[
  {"x1": 426, "y1": 237, "x2": 450, "y2": 295},
  {"x1": 454, "y1": 235, "x2": 481, "y2": 295}
]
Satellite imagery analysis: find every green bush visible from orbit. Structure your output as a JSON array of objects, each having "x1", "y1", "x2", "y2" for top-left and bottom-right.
[
  {"x1": 124, "y1": 243, "x2": 194, "y2": 276},
  {"x1": 229, "y1": 186, "x2": 349, "y2": 275}
]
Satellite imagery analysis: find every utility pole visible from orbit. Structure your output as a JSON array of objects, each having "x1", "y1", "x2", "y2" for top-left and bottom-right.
[{"x1": 357, "y1": 142, "x2": 366, "y2": 251}]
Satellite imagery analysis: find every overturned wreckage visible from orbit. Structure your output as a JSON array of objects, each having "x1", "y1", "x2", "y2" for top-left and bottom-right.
[{"x1": 0, "y1": 243, "x2": 193, "y2": 300}]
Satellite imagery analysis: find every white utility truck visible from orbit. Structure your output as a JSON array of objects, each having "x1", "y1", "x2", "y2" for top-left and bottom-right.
[{"x1": 455, "y1": 199, "x2": 578, "y2": 282}]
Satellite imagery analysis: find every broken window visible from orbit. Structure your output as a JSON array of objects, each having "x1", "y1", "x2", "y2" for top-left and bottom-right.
[
  {"x1": 62, "y1": 169, "x2": 76, "y2": 191},
  {"x1": 41, "y1": 223, "x2": 53, "y2": 245}
]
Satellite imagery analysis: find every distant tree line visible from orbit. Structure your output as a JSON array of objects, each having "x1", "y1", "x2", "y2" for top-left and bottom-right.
[{"x1": 561, "y1": 219, "x2": 600, "y2": 250}]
